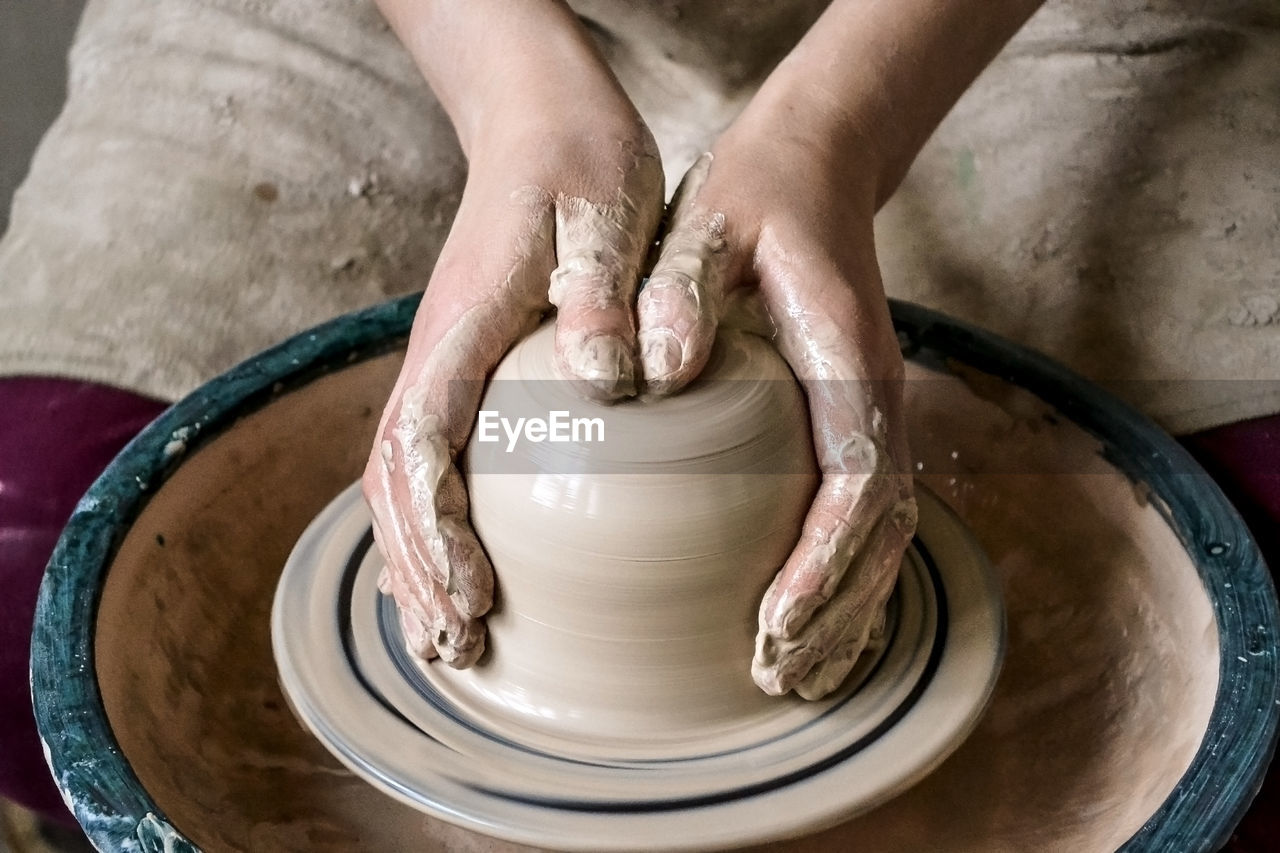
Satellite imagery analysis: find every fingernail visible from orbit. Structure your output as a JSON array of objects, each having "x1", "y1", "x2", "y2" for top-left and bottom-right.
[
  {"x1": 640, "y1": 329, "x2": 684, "y2": 385},
  {"x1": 566, "y1": 333, "x2": 636, "y2": 401},
  {"x1": 751, "y1": 645, "x2": 789, "y2": 696}
]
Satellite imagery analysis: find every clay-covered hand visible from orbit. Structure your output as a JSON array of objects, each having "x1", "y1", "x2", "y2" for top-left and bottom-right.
[
  {"x1": 639, "y1": 127, "x2": 916, "y2": 703},
  {"x1": 364, "y1": 0, "x2": 664, "y2": 666},
  {"x1": 640, "y1": 0, "x2": 1043, "y2": 699}
]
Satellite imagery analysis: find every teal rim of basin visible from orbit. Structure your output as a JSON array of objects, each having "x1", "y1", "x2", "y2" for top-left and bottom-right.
[{"x1": 31, "y1": 294, "x2": 1280, "y2": 852}]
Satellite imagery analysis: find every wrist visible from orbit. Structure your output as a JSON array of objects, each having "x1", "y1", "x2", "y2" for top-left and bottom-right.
[
  {"x1": 376, "y1": 0, "x2": 634, "y2": 157},
  {"x1": 722, "y1": 82, "x2": 881, "y2": 217}
]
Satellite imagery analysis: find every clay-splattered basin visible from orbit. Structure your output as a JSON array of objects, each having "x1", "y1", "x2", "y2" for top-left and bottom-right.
[{"x1": 32, "y1": 296, "x2": 1279, "y2": 852}]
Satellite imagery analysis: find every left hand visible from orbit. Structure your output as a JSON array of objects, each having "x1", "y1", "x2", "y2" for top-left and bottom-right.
[{"x1": 638, "y1": 102, "x2": 917, "y2": 701}]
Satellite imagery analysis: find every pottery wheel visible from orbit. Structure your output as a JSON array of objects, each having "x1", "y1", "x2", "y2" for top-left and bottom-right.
[{"x1": 272, "y1": 483, "x2": 1004, "y2": 851}]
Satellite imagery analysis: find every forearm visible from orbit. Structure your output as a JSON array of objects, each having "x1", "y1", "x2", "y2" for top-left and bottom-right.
[
  {"x1": 373, "y1": 0, "x2": 637, "y2": 156},
  {"x1": 748, "y1": 0, "x2": 1044, "y2": 206}
]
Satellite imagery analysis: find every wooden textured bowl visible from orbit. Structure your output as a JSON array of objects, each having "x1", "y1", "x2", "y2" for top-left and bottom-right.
[{"x1": 32, "y1": 296, "x2": 1279, "y2": 852}]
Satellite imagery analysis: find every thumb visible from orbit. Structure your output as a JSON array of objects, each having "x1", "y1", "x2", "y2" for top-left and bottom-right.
[
  {"x1": 638, "y1": 153, "x2": 731, "y2": 396},
  {"x1": 549, "y1": 167, "x2": 664, "y2": 401}
]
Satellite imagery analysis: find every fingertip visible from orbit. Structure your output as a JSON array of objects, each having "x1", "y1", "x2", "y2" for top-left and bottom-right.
[
  {"x1": 793, "y1": 680, "x2": 825, "y2": 702},
  {"x1": 556, "y1": 329, "x2": 638, "y2": 401},
  {"x1": 636, "y1": 275, "x2": 717, "y2": 396},
  {"x1": 750, "y1": 637, "x2": 789, "y2": 696},
  {"x1": 755, "y1": 644, "x2": 821, "y2": 698},
  {"x1": 751, "y1": 625, "x2": 783, "y2": 694},
  {"x1": 752, "y1": 665, "x2": 790, "y2": 697},
  {"x1": 435, "y1": 619, "x2": 487, "y2": 669},
  {"x1": 893, "y1": 495, "x2": 920, "y2": 539},
  {"x1": 794, "y1": 605, "x2": 887, "y2": 701},
  {"x1": 752, "y1": 628, "x2": 820, "y2": 697},
  {"x1": 795, "y1": 654, "x2": 856, "y2": 701}
]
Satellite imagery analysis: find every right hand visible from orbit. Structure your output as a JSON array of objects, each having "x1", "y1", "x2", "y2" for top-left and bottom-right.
[{"x1": 362, "y1": 8, "x2": 665, "y2": 666}]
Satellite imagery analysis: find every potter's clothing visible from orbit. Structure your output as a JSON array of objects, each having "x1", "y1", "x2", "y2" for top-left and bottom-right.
[
  {"x1": 0, "y1": 0, "x2": 1278, "y2": 432},
  {"x1": 1183, "y1": 416, "x2": 1280, "y2": 853},
  {"x1": 0, "y1": 378, "x2": 166, "y2": 821}
]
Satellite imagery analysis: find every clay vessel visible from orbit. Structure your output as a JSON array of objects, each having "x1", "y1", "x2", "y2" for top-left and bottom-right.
[{"x1": 436, "y1": 322, "x2": 820, "y2": 757}]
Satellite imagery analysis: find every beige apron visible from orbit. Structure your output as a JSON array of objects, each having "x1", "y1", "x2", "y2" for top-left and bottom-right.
[{"x1": 1, "y1": 0, "x2": 1276, "y2": 434}]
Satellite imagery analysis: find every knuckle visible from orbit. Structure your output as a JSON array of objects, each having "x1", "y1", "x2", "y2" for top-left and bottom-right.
[
  {"x1": 548, "y1": 252, "x2": 630, "y2": 308},
  {"x1": 639, "y1": 280, "x2": 714, "y2": 341},
  {"x1": 654, "y1": 244, "x2": 721, "y2": 296},
  {"x1": 642, "y1": 270, "x2": 702, "y2": 307}
]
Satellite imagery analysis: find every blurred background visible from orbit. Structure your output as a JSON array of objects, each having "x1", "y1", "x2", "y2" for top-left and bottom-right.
[{"x1": 1, "y1": 1, "x2": 85, "y2": 234}]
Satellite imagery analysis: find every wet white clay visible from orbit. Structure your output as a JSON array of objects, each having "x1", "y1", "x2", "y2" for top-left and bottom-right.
[{"x1": 426, "y1": 321, "x2": 822, "y2": 758}]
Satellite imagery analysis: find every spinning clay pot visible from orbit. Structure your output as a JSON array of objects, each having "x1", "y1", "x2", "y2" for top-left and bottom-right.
[{"x1": 434, "y1": 322, "x2": 821, "y2": 756}]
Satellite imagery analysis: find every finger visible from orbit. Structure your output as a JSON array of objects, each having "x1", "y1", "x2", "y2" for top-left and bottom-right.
[
  {"x1": 366, "y1": 475, "x2": 437, "y2": 631},
  {"x1": 399, "y1": 607, "x2": 438, "y2": 662},
  {"x1": 753, "y1": 514, "x2": 907, "y2": 696},
  {"x1": 373, "y1": 526, "x2": 437, "y2": 662},
  {"x1": 367, "y1": 424, "x2": 487, "y2": 620},
  {"x1": 376, "y1": 565, "x2": 441, "y2": 662},
  {"x1": 793, "y1": 597, "x2": 890, "y2": 702},
  {"x1": 637, "y1": 153, "x2": 729, "y2": 395},
  {"x1": 549, "y1": 187, "x2": 662, "y2": 401},
  {"x1": 760, "y1": 461, "x2": 899, "y2": 640},
  {"x1": 390, "y1": 386, "x2": 494, "y2": 619},
  {"x1": 371, "y1": 514, "x2": 438, "y2": 661},
  {"x1": 370, "y1": 509, "x2": 487, "y2": 666},
  {"x1": 366, "y1": 384, "x2": 494, "y2": 667},
  {"x1": 386, "y1": 561, "x2": 484, "y2": 667},
  {"x1": 369, "y1": 479, "x2": 446, "y2": 662}
]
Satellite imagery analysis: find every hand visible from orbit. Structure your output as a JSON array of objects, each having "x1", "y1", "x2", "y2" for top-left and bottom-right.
[
  {"x1": 638, "y1": 116, "x2": 916, "y2": 702},
  {"x1": 364, "y1": 1, "x2": 664, "y2": 666},
  {"x1": 636, "y1": 0, "x2": 1041, "y2": 700}
]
